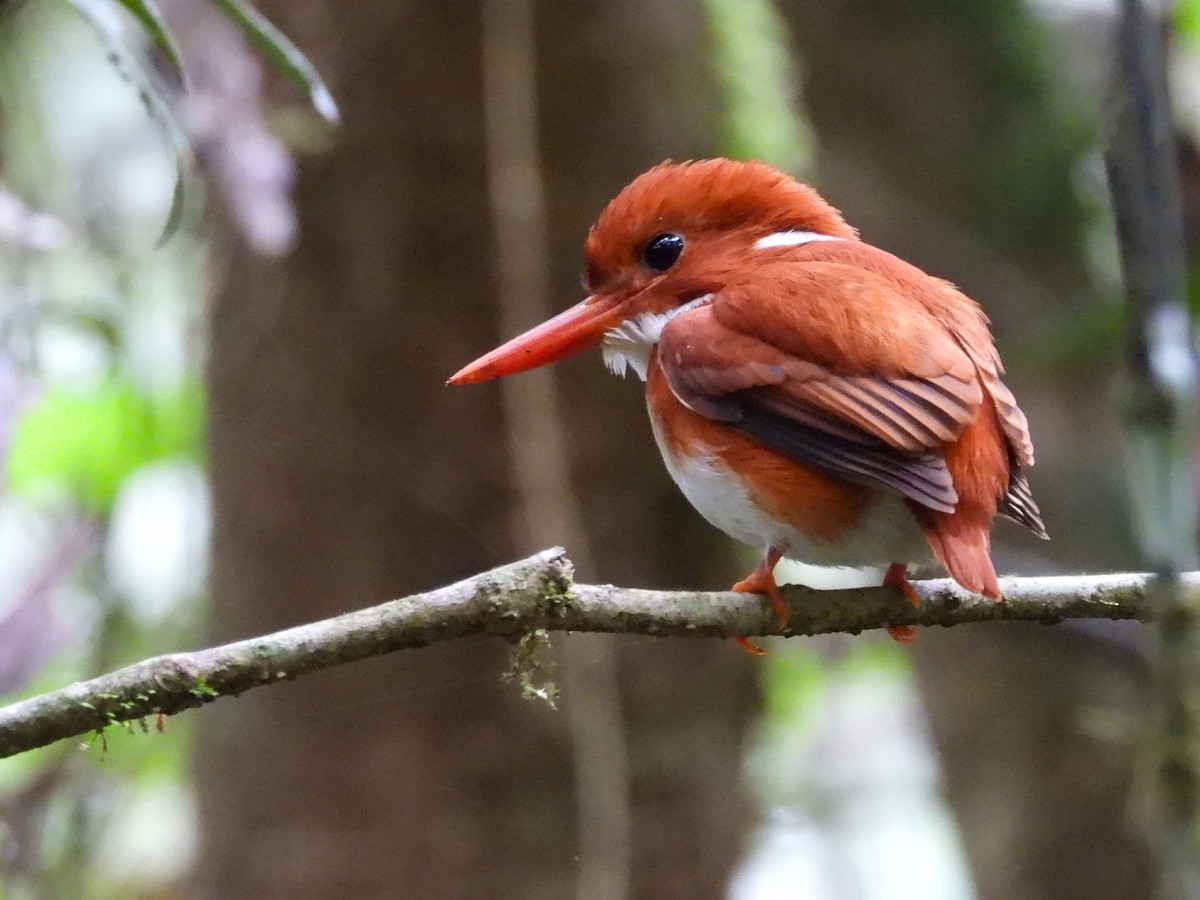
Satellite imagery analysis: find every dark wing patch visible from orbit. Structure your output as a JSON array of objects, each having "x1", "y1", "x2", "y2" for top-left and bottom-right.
[
  {"x1": 998, "y1": 468, "x2": 1048, "y2": 539},
  {"x1": 733, "y1": 403, "x2": 959, "y2": 512}
]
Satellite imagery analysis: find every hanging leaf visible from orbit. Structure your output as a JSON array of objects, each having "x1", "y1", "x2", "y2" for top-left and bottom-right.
[
  {"x1": 114, "y1": 0, "x2": 188, "y2": 89},
  {"x1": 206, "y1": 0, "x2": 340, "y2": 123},
  {"x1": 62, "y1": 0, "x2": 339, "y2": 247},
  {"x1": 64, "y1": 0, "x2": 193, "y2": 246}
]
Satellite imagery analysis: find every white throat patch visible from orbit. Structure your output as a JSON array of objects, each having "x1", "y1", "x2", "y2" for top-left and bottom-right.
[
  {"x1": 601, "y1": 294, "x2": 712, "y2": 381},
  {"x1": 753, "y1": 230, "x2": 843, "y2": 250}
]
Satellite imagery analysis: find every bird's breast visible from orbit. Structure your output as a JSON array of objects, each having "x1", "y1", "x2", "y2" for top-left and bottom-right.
[{"x1": 645, "y1": 354, "x2": 928, "y2": 566}]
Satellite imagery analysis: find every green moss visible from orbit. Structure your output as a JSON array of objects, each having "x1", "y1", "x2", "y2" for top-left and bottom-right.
[
  {"x1": 535, "y1": 573, "x2": 574, "y2": 618},
  {"x1": 502, "y1": 630, "x2": 559, "y2": 709},
  {"x1": 189, "y1": 677, "x2": 217, "y2": 698}
]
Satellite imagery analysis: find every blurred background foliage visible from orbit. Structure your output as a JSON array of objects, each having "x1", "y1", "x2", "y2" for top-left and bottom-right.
[{"x1": 0, "y1": 0, "x2": 1193, "y2": 898}]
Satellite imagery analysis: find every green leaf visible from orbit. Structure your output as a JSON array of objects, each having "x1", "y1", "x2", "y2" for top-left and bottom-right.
[
  {"x1": 155, "y1": 168, "x2": 187, "y2": 251},
  {"x1": 1174, "y1": 0, "x2": 1200, "y2": 44},
  {"x1": 206, "y1": 0, "x2": 340, "y2": 123},
  {"x1": 702, "y1": 0, "x2": 811, "y2": 173},
  {"x1": 5, "y1": 380, "x2": 204, "y2": 514},
  {"x1": 115, "y1": 0, "x2": 188, "y2": 90}
]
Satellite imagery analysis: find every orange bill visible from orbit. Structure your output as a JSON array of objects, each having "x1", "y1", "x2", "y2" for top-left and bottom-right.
[{"x1": 448, "y1": 295, "x2": 626, "y2": 385}]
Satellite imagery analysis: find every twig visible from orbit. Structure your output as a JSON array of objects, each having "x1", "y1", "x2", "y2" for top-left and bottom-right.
[{"x1": 0, "y1": 547, "x2": 1177, "y2": 760}]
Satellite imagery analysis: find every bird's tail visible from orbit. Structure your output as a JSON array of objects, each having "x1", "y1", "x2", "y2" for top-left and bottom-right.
[{"x1": 914, "y1": 506, "x2": 1001, "y2": 601}]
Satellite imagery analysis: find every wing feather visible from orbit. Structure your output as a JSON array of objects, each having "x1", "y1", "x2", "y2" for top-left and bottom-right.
[
  {"x1": 655, "y1": 257, "x2": 1048, "y2": 529},
  {"x1": 777, "y1": 241, "x2": 1038, "y2": 469},
  {"x1": 657, "y1": 266, "x2": 988, "y2": 512},
  {"x1": 998, "y1": 468, "x2": 1048, "y2": 538}
]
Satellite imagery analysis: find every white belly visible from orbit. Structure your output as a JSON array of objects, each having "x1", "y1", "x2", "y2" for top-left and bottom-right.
[{"x1": 650, "y1": 417, "x2": 929, "y2": 569}]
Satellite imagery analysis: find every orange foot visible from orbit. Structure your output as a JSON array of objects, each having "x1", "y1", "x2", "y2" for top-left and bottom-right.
[
  {"x1": 731, "y1": 547, "x2": 786, "y2": 655},
  {"x1": 883, "y1": 562, "x2": 918, "y2": 645}
]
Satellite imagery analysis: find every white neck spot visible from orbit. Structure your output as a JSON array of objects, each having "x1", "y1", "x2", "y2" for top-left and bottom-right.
[
  {"x1": 754, "y1": 230, "x2": 843, "y2": 250},
  {"x1": 601, "y1": 294, "x2": 712, "y2": 381}
]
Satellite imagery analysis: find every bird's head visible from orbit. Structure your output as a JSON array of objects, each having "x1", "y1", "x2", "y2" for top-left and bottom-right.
[{"x1": 448, "y1": 158, "x2": 855, "y2": 384}]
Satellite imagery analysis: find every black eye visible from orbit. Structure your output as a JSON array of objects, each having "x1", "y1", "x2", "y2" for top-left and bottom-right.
[{"x1": 642, "y1": 233, "x2": 685, "y2": 272}]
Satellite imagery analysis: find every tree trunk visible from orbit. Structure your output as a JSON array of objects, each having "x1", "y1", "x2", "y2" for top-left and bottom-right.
[{"x1": 197, "y1": 3, "x2": 755, "y2": 898}]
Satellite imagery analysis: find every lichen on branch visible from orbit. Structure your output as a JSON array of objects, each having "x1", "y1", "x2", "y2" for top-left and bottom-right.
[{"x1": 0, "y1": 546, "x2": 1172, "y2": 759}]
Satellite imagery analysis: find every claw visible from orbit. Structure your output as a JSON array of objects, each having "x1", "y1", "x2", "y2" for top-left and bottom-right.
[{"x1": 734, "y1": 636, "x2": 768, "y2": 656}]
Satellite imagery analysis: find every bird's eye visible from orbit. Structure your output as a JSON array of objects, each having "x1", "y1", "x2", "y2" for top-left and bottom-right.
[{"x1": 642, "y1": 233, "x2": 685, "y2": 272}]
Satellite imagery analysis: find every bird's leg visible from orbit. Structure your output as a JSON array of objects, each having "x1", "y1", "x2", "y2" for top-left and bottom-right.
[
  {"x1": 732, "y1": 547, "x2": 787, "y2": 655},
  {"x1": 733, "y1": 547, "x2": 788, "y2": 629},
  {"x1": 883, "y1": 561, "x2": 918, "y2": 645}
]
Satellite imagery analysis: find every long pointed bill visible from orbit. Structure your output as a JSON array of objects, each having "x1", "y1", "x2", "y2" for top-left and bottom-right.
[{"x1": 448, "y1": 295, "x2": 626, "y2": 385}]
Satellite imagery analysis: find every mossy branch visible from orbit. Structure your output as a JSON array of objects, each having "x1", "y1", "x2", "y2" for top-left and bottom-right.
[{"x1": 0, "y1": 547, "x2": 1177, "y2": 759}]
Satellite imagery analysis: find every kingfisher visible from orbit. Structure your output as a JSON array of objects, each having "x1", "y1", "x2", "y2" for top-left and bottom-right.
[{"x1": 450, "y1": 159, "x2": 1046, "y2": 646}]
